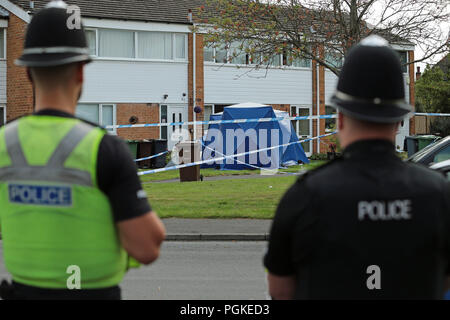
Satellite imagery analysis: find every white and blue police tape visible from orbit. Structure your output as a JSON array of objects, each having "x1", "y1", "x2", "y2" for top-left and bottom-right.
[
  {"x1": 107, "y1": 115, "x2": 338, "y2": 130},
  {"x1": 138, "y1": 132, "x2": 337, "y2": 176},
  {"x1": 200, "y1": 141, "x2": 301, "y2": 175},
  {"x1": 134, "y1": 150, "x2": 169, "y2": 162},
  {"x1": 107, "y1": 112, "x2": 450, "y2": 130},
  {"x1": 414, "y1": 113, "x2": 450, "y2": 117}
]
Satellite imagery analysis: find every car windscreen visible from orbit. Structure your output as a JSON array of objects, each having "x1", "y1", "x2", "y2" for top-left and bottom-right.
[{"x1": 408, "y1": 137, "x2": 448, "y2": 163}]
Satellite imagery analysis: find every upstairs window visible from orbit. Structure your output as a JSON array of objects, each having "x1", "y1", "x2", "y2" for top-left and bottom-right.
[
  {"x1": 230, "y1": 41, "x2": 247, "y2": 65},
  {"x1": 325, "y1": 51, "x2": 343, "y2": 69},
  {"x1": 85, "y1": 29, "x2": 97, "y2": 56},
  {"x1": 138, "y1": 32, "x2": 172, "y2": 60},
  {"x1": 215, "y1": 44, "x2": 228, "y2": 64},
  {"x1": 175, "y1": 34, "x2": 187, "y2": 60},
  {"x1": 0, "y1": 29, "x2": 5, "y2": 59},
  {"x1": 99, "y1": 29, "x2": 135, "y2": 58},
  {"x1": 284, "y1": 49, "x2": 311, "y2": 68},
  {"x1": 204, "y1": 45, "x2": 215, "y2": 62},
  {"x1": 397, "y1": 51, "x2": 408, "y2": 73}
]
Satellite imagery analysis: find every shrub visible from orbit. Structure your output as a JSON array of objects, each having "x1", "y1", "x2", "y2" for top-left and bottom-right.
[{"x1": 430, "y1": 118, "x2": 450, "y2": 137}]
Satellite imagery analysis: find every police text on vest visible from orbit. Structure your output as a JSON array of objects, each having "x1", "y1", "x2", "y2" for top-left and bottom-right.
[
  {"x1": 8, "y1": 184, "x2": 72, "y2": 207},
  {"x1": 358, "y1": 200, "x2": 412, "y2": 221}
]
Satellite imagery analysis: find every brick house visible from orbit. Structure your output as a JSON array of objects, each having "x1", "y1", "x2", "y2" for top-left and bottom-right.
[{"x1": 0, "y1": 0, "x2": 416, "y2": 155}]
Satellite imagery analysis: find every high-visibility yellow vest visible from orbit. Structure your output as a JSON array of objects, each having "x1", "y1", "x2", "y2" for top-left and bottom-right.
[{"x1": 0, "y1": 115, "x2": 127, "y2": 289}]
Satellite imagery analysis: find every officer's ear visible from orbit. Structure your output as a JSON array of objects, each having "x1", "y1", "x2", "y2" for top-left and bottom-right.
[
  {"x1": 75, "y1": 62, "x2": 84, "y2": 85},
  {"x1": 337, "y1": 112, "x2": 345, "y2": 131}
]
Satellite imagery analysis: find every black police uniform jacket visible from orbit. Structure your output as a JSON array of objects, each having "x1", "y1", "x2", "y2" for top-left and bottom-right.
[{"x1": 264, "y1": 139, "x2": 450, "y2": 299}]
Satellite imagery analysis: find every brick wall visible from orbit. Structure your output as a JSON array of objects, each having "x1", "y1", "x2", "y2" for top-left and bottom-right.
[
  {"x1": 271, "y1": 104, "x2": 290, "y2": 113},
  {"x1": 188, "y1": 33, "x2": 205, "y2": 139},
  {"x1": 116, "y1": 103, "x2": 159, "y2": 140},
  {"x1": 6, "y1": 13, "x2": 33, "y2": 122}
]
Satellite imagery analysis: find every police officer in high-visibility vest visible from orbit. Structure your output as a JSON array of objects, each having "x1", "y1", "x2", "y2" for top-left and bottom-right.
[
  {"x1": 264, "y1": 35, "x2": 450, "y2": 299},
  {"x1": 0, "y1": 1, "x2": 165, "y2": 300}
]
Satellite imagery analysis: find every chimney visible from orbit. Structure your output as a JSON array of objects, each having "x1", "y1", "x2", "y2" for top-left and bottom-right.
[
  {"x1": 416, "y1": 66, "x2": 421, "y2": 80},
  {"x1": 29, "y1": 1, "x2": 34, "y2": 9},
  {"x1": 188, "y1": 9, "x2": 193, "y2": 23}
]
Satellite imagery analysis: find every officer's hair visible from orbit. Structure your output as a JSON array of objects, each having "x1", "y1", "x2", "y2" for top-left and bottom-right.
[{"x1": 29, "y1": 63, "x2": 79, "y2": 90}]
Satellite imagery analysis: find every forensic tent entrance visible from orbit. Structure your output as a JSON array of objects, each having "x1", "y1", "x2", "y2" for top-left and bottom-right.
[{"x1": 201, "y1": 103, "x2": 309, "y2": 170}]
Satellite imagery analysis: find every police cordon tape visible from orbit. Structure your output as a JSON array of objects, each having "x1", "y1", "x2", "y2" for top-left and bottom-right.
[
  {"x1": 414, "y1": 113, "x2": 450, "y2": 117},
  {"x1": 134, "y1": 150, "x2": 169, "y2": 162},
  {"x1": 200, "y1": 140, "x2": 293, "y2": 174},
  {"x1": 107, "y1": 112, "x2": 450, "y2": 130},
  {"x1": 108, "y1": 115, "x2": 338, "y2": 129},
  {"x1": 137, "y1": 132, "x2": 337, "y2": 176}
]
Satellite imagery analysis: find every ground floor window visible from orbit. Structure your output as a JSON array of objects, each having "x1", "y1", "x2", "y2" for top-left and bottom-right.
[
  {"x1": 290, "y1": 105, "x2": 312, "y2": 154},
  {"x1": 0, "y1": 105, "x2": 5, "y2": 127},
  {"x1": 76, "y1": 104, "x2": 116, "y2": 133},
  {"x1": 325, "y1": 105, "x2": 337, "y2": 133},
  {"x1": 203, "y1": 105, "x2": 215, "y2": 132},
  {"x1": 160, "y1": 105, "x2": 168, "y2": 140}
]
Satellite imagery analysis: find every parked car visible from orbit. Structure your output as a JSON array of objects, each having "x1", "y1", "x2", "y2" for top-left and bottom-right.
[
  {"x1": 407, "y1": 136, "x2": 450, "y2": 166},
  {"x1": 430, "y1": 159, "x2": 450, "y2": 181}
]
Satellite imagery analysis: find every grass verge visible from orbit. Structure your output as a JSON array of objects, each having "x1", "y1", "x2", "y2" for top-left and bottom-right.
[
  {"x1": 139, "y1": 160, "x2": 327, "y2": 183},
  {"x1": 144, "y1": 175, "x2": 298, "y2": 219}
]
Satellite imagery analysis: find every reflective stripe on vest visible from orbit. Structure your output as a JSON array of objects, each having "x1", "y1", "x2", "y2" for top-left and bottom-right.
[{"x1": 0, "y1": 121, "x2": 94, "y2": 187}]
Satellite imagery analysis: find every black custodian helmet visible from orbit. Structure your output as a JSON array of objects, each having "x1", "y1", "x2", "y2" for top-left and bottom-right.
[
  {"x1": 327, "y1": 35, "x2": 412, "y2": 123},
  {"x1": 15, "y1": 0, "x2": 92, "y2": 67}
]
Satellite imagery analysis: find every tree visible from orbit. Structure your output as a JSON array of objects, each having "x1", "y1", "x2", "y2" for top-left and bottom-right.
[
  {"x1": 197, "y1": 0, "x2": 450, "y2": 75},
  {"x1": 415, "y1": 64, "x2": 450, "y2": 114}
]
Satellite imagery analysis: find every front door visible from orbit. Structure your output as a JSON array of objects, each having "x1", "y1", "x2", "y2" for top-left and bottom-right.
[
  {"x1": 395, "y1": 118, "x2": 410, "y2": 151},
  {"x1": 167, "y1": 105, "x2": 189, "y2": 151}
]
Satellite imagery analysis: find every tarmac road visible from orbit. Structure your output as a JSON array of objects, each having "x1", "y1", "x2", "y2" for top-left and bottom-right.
[{"x1": 0, "y1": 241, "x2": 269, "y2": 300}]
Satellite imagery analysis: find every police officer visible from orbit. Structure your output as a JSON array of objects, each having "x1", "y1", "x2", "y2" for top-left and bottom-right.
[
  {"x1": 264, "y1": 35, "x2": 450, "y2": 299},
  {"x1": 0, "y1": 1, "x2": 165, "y2": 300}
]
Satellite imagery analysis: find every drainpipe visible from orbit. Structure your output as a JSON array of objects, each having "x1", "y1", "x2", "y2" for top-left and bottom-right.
[
  {"x1": 189, "y1": 9, "x2": 197, "y2": 141},
  {"x1": 316, "y1": 62, "x2": 320, "y2": 154}
]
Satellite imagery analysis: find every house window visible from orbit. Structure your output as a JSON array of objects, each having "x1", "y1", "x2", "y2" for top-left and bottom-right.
[
  {"x1": 203, "y1": 105, "x2": 214, "y2": 131},
  {"x1": 284, "y1": 50, "x2": 311, "y2": 68},
  {"x1": 325, "y1": 105, "x2": 337, "y2": 133},
  {"x1": 325, "y1": 51, "x2": 343, "y2": 69},
  {"x1": 269, "y1": 54, "x2": 282, "y2": 67},
  {"x1": 230, "y1": 41, "x2": 247, "y2": 65},
  {"x1": 138, "y1": 32, "x2": 172, "y2": 60},
  {"x1": 204, "y1": 45, "x2": 215, "y2": 62},
  {"x1": 397, "y1": 51, "x2": 408, "y2": 73},
  {"x1": 76, "y1": 104, "x2": 116, "y2": 133},
  {"x1": 99, "y1": 29, "x2": 135, "y2": 58},
  {"x1": 0, "y1": 29, "x2": 5, "y2": 59},
  {"x1": 0, "y1": 105, "x2": 5, "y2": 127},
  {"x1": 291, "y1": 106, "x2": 312, "y2": 154},
  {"x1": 175, "y1": 34, "x2": 187, "y2": 60},
  {"x1": 160, "y1": 105, "x2": 168, "y2": 140},
  {"x1": 85, "y1": 29, "x2": 97, "y2": 56}
]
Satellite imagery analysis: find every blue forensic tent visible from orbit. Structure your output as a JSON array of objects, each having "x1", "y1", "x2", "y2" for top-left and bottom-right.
[{"x1": 201, "y1": 103, "x2": 309, "y2": 170}]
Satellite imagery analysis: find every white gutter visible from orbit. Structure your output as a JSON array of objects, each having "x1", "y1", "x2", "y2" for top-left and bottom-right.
[{"x1": 0, "y1": 0, "x2": 30, "y2": 23}]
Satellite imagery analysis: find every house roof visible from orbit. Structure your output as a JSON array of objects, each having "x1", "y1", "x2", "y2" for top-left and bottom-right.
[
  {"x1": 7, "y1": 1, "x2": 413, "y2": 46},
  {"x1": 436, "y1": 54, "x2": 449, "y2": 78},
  {"x1": 10, "y1": 0, "x2": 205, "y2": 24},
  {"x1": 0, "y1": 6, "x2": 9, "y2": 17}
]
